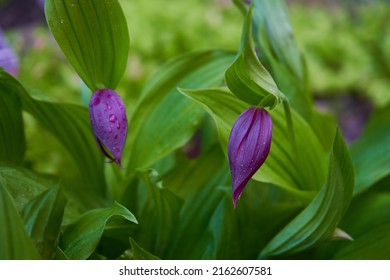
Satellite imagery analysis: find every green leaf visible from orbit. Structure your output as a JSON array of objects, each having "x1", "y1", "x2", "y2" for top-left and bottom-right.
[
  {"x1": 225, "y1": 6, "x2": 283, "y2": 107},
  {"x1": 124, "y1": 50, "x2": 234, "y2": 174},
  {"x1": 252, "y1": 0, "x2": 303, "y2": 80},
  {"x1": 60, "y1": 201, "x2": 137, "y2": 260},
  {"x1": 0, "y1": 69, "x2": 106, "y2": 197},
  {"x1": 259, "y1": 129, "x2": 354, "y2": 257},
  {"x1": 180, "y1": 87, "x2": 327, "y2": 196},
  {"x1": 0, "y1": 183, "x2": 40, "y2": 259},
  {"x1": 350, "y1": 105, "x2": 390, "y2": 195},
  {"x1": 0, "y1": 73, "x2": 25, "y2": 164},
  {"x1": 162, "y1": 146, "x2": 230, "y2": 259},
  {"x1": 129, "y1": 238, "x2": 160, "y2": 260},
  {"x1": 22, "y1": 185, "x2": 67, "y2": 259},
  {"x1": 0, "y1": 164, "x2": 49, "y2": 212},
  {"x1": 251, "y1": 1, "x2": 312, "y2": 119},
  {"x1": 45, "y1": 0, "x2": 129, "y2": 90},
  {"x1": 133, "y1": 169, "x2": 183, "y2": 258},
  {"x1": 332, "y1": 192, "x2": 390, "y2": 259}
]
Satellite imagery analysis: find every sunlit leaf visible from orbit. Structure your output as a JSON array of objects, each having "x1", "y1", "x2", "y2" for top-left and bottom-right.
[
  {"x1": 180, "y1": 87, "x2": 326, "y2": 196},
  {"x1": 60, "y1": 201, "x2": 137, "y2": 260},
  {"x1": 45, "y1": 0, "x2": 129, "y2": 90},
  {"x1": 22, "y1": 185, "x2": 67, "y2": 259},
  {"x1": 0, "y1": 73, "x2": 25, "y2": 164},
  {"x1": 124, "y1": 50, "x2": 234, "y2": 174},
  {"x1": 0, "y1": 183, "x2": 40, "y2": 259},
  {"x1": 259, "y1": 129, "x2": 354, "y2": 257}
]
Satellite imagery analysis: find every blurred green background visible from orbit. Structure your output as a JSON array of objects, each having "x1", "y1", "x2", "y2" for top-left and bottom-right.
[{"x1": 1, "y1": 0, "x2": 390, "y2": 176}]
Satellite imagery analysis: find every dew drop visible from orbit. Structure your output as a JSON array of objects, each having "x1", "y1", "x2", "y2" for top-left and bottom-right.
[
  {"x1": 107, "y1": 105, "x2": 112, "y2": 110},
  {"x1": 109, "y1": 114, "x2": 117, "y2": 123},
  {"x1": 116, "y1": 122, "x2": 121, "y2": 129}
]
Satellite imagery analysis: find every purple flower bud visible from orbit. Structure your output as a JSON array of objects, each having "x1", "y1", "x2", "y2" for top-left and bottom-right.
[
  {"x1": 89, "y1": 89, "x2": 127, "y2": 167},
  {"x1": 228, "y1": 107, "x2": 272, "y2": 208}
]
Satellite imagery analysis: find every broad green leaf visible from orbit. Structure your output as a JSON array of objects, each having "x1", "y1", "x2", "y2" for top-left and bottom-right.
[
  {"x1": 0, "y1": 164, "x2": 49, "y2": 212},
  {"x1": 260, "y1": 129, "x2": 354, "y2": 258},
  {"x1": 45, "y1": 0, "x2": 129, "y2": 90},
  {"x1": 180, "y1": 87, "x2": 326, "y2": 196},
  {"x1": 0, "y1": 183, "x2": 40, "y2": 259},
  {"x1": 124, "y1": 50, "x2": 235, "y2": 174},
  {"x1": 332, "y1": 192, "x2": 390, "y2": 259},
  {"x1": 350, "y1": 105, "x2": 390, "y2": 195},
  {"x1": 225, "y1": 6, "x2": 283, "y2": 107},
  {"x1": 133, "y1": 169, "x2": 183, "y2": 258},
  {"x1": 0, "y1": 72, "x2": 25, "y2": 164},
  {"x1": 251, "y1": 1, "x2": 312, "y2": 119},
  {"x1": 252, "y1": 0, "x2": 303, "y2": 81},
  {"x1": 60, "y1": 201, "x2": 137, "y2": 259},
  {"x1": 22, "y1": 185, "x2": 67, "y2": 259},
  {"x1": 0, "y1": 69, "x2": 106, "y2": 196},
  {"x1": 129, "y1": 238, "x2": 160, "y2": 260},
  {"x1": 162, "y1": 146, "x2": 230, "y2": 259}
]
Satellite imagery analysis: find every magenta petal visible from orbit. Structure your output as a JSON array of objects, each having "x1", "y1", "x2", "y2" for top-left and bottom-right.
[
  {"x1": 228, "y1": 107, "x2": 272, "y2": 208},
  {"x1": 89, "y1": 89, "x2": 128, "y2": 167}
]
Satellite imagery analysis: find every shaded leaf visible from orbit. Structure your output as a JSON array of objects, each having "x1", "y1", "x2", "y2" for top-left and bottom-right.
[
  {"x1": 163, "y1": 146, "x2": 230, "y2": 259},
  {"x1": 45, "y1": 0, "x2": 129, "y2": 90},
  {"x1": 350, "y1": 105, "x2": 390, "y2": 194},
  {"x1": 22, "y1": 185, "x2": 67, "y2": 259},
  {"x1": 124, "y1": 50, "x2": 234, "y2": 174},
  {"x1": 259, "y1": 129, "x2": 354, "y2": 257},
  {"x1": 0, "y1": 73, "x2": 25, "y2": 164},
  {"x1": 0, "y1": 183, "x2": 40, "y2": 259},
  {"x1": 60, "y1": 201, "x2": 137, "y2": 259},
  {"x1": 0, "y1": 164, "x2": 49, "y2": 212},
  {"x1": 129, "y1": 238, "x2": 160, "y2": 260},
  {"x1": 332, "y1": 192, "x2": 390, "y2": 259},
  {"x1": 134, "y1": 169, "x2": 183, "y2": 258}
]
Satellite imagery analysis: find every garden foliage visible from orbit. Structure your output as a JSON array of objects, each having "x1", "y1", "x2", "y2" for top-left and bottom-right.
[{"x1": 0, "y1": 0, "x2": 390, "y2": 260}]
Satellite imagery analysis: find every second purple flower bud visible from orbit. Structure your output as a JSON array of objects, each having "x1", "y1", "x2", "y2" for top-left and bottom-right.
[{"x1": 228, "y1": 107, "x2": 272, "y2": 208}]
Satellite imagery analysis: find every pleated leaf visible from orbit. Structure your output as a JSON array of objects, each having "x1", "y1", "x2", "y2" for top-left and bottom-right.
[
  {"x1": 225, "y1": 6, "x2": 283, "y2": 107},
  {"x1": 45, "y1": 0, "x2": 129, "y2": 90},
  {"x1": 0, "y1": 183, "x2": 40, "y2": 259},
  {"x1": 0, "y1": 75, "x2": 25, "y2": 164},
  {"x1": 0, "y1": 69, "x2": 106, "y2": 196},
  {"x1": 332, "y1": 193, "x2": 390, "y2": 259},
  {"x1": 350, "y1": 105, "x2": 390, "y2": 195},
  {"x1": 22, "y1": 185, "x2": 67, "y2": 259},
  {"x1": 180, "y1": 88, "x2": 327, "y2": 196},
  {"x1": 60, "y1": 201, "x2": 137, "y2": 259},
  {"x1": 260, "y1": 129, "x2": 354, "y2": 257},
  {"x1": 125, "y1": 50, "x2": 234, "y2": 173},
  {"x1": 133, "y1": 169, "x2": 183, "y2": 258},
  {"x1": 129, "y1": 238, "x2": 160, "y2": 260}
]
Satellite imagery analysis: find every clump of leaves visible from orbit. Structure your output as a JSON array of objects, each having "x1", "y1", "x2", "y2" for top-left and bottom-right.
[{"x1": 1, "y1": 0, "x2": 389, "y2": 260}]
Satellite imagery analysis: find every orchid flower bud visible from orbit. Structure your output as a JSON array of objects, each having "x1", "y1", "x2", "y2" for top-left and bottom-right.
[
  {"x1": 89, "y1": 89, "x2": 127, "y2": 167},
  {"x1": 228, "y1": 107, "x2": 272, "y2": 208}
]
